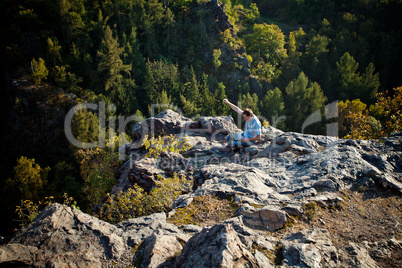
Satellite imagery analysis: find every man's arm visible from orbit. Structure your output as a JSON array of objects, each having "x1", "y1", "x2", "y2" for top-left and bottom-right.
[{"x1": 223, "y1": 98, "x2": 243, "y2": 115}]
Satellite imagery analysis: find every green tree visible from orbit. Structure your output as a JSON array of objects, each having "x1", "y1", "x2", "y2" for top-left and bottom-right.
[
  {"x1": 6, "y1": 156, "x2": 50, "y2": 201},
  {"x1": 180, "y1": 66, "x2": 201, "y2": 117},
  {"x1": 336, "y1": 52, "x2": 380, "y2": 103},
  {"x1": 59, "y1": 0, "x2": 86, "y2": 44},
  {"x1": 285, "y1": 72, "x2": 327, "y2": 132},
  {"x1": 199, "y1": 73, "x2": 215, "y2": 116},
  {"x1": 31, "y1": 58, "x2": 49, "y2": 85},
  {"x1": 46, "y1": 37, "x2": 62, "y2": 66},
  {"x1": 301, "y1": 34, "x2": 331, "y2": 96},
  {"x1": 212, "y1": 49, "x2": 222, "y2": 71},
  {"x1": 214, "y1": 82, "x2": 230, "y2": 115},
  {"x1": 261, "y1": 87, "x2": 284, "y2": 123},
  {"x1": 240, "y1": 92, "x2": 260, "y2": 115},
  {"x1": 245, "y1": 23, "x2": 287, "y2": 66},
  {"x1": 97, "y1": 26, "x2": 132, "y2": 93},
  {"x1": 71, "y1": 108, "x2": 99, "y2": 144},
  {"x1": 143, "y1": 59, "x2": 181, "y2": 106},
  {"x1": 154, "y1": 90, "x2": 175, "y2": 115}
]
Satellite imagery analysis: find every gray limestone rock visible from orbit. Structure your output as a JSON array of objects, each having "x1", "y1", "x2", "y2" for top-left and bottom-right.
[
  {"x1": 117, "y1": 212, "x2": 191, "y2": 246},
  {"x1": 0, "y1": 205, "x2": 190, "y2": 267},
  {"x1": 198, "y1": 115, "x2": 241, "y2": 137},
  {"x1": 238, "y1": 205, "x2": 289, "y2": 231},
  {"x1": 280, "y1": 228, "x2": 339, "y2": 268},
  {"x1": 174, "y1": 223, "x2": 261, "y2": 267},
  {"x1": 141, "y1": 234, "x2": 185, "y2": 268},
  {"x1": 345, "y1": 242, "x2": 380, "y2": 268},
  {"x1": 132, "y1": 109, "x2": 193, "y2": 140}
]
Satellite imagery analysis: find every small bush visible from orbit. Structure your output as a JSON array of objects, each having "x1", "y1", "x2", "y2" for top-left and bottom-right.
[
  {"x1": 142, "y1": 134, "x2": 192, "y2": 159},
  {"x1": 167, "y1": 195, "x2": 238, "y2": 226},
  {"x1": 98, "y1": 174, "x2": 191, "y2": 223},
  {"x1": 302, "y1": 202, "x2": 318, "y2": 222}
]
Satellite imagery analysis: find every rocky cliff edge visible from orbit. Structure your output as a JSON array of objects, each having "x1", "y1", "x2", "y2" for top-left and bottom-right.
[{"x1": 1, "y1": 109, "x2": 401, "y2": 267}]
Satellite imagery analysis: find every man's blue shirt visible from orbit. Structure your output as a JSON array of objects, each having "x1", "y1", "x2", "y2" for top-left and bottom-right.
[{"x1": 243, "y1": 116, "x2": 261, "y2": 139}]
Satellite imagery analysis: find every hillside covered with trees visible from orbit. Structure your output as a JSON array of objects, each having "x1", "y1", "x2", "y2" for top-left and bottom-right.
[{"x1": 0, "y1": 0, "x2": 401, "y2": 235}]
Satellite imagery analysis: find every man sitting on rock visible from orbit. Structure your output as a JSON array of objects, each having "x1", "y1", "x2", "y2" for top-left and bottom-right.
[{"x1": 223, "y1": 98, "x2": 261, "y2": 148}]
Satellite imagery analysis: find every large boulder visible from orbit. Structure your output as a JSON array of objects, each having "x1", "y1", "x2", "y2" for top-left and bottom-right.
[
  {"x1": 198, "y1": 115, "x2": 242, "y2": 137},
  {"x1": 237, "y1": 205, "x2": 290, "y2": 231},
  {"x1": 174, "y1": 223, "x2": 262, "y2": 267},
  {"x1": 280, "y1": 228, "x2": 339, "y2": 267},
  {"x1": 141, "y1": 234, "x2": 185, "y2": 268},
  {"x1": 258, "y1": 126, "x2": 284, "y2": 144},
  {"x1": 193, "y1": 162, "x2": 290, "y2": 206},
  {"x1": 257, "y1": 132, "x2": 337, "y2": 158},
  {"x1": 132, "y1": 109, "x2": 193, "y2": 140},
  {"x1": 344, "y1": 242, "x2": 380, "y2": 268},
  {"x1": 0, "y1": 204, "x2": 190, "y2": 267},
  {"x1": 0, "y1": 203, "x2": 130, "y2": 267}
]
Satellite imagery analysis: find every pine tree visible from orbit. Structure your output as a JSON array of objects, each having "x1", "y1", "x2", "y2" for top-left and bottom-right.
[
  {"x1": 336, "y1": 52, "x2": 361, "y2": 100},
  {"x1": 261, "y1": 87, "x2": 284, "y2": 123},
  {"x1": 214, "y1": 82, "x2": 230, "y2": 115},
  {"x1": 97, "y1": 26, "x2": 131, "y2": 93},
  {"x1": 31, "y1": 58, "x2": 49, "y2": 85},
  {"x1": 144, "y1": 59, "x2": 158, "y2": 104},
  {"x1": 285, "y1": 72, "x2": 327, "y2": 132},
  {"x1": 336, "y1": 52, "x2": 380, "y2": 103},
  {"x1": 6, "y1": 156, "x2": 50, "y2": 201},
  {"x1": 154, "y1": 90, "x2": 175, "y2": 115},
  {"x1": 46, "y1": 37, "x2": 62, "y2": 66},
  {"x1": 180, "y1": 66, "x2": 200, "y2": 117},
  {"x1": 241, "y1": 92, "x2": 260, "y2": 115},
  {"x1": 199, "y1": 73, "x2": 215, "y2": 116}
]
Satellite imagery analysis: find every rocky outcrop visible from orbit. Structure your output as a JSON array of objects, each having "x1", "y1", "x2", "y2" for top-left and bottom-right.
[
  {"x1": 132, "y1": 109, "x2": 193, "y2": 141},
  {"x1": 0, "y1": 204, "x2": 190, "y2": 267},
  {"x1": 1, "y1": 110, "x2": 401, "y2": 267},
  {"x1": 280, "y1": 228, "x2": 339, "y2": 267},
  {"x1": 174, "y1": 224, "x2": 262, "y2": 267}
]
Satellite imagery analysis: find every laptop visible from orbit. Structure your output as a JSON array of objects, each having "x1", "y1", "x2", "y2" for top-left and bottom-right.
[{"x1": 228, "y1": 132, "x2": 243, "y2": 141}]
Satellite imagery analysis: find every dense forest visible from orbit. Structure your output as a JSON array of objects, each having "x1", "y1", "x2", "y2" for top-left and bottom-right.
[{"x1": 1, "y1": 0, "x2": 401, "y2": 235}]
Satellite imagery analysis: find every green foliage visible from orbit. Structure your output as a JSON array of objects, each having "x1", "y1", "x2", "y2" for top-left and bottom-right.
[
  {"x1": 180, "y1": 67, "x2": 201, "y2": 117},
  {"x1": 98, "y1": 174, "x2": 191, "y2": 223},
  {"x1": 336, "y1": 52, "x2": 380, "y2": 104},
  {"x1": 46, "y1": 37, "x2": 62, "y2": 66},
  {"x1": 167, "y1": 195, "x2": 239, "y2": 226},
  {"x1": 15, "y1": 194, "x2": 79, "y2": 227},
  {"x1": 214, "y1": 82, "x2": 230, "y2": 115},
  {"x1": 6, "y1": 156, "x2": 50, "y2": 201},
  {"x1": 261, "y1": 87, "x2": 284, "y2": 122},
  {"x1": 344, "y1": 87, "x2": 402, "y2": 140},
  {"x1": 212, "y1": 49, "x2": 222, "y2": 71},
  {"x1": 71, "y1": 107, "x2": 99, "y2": 144},
  {"x1": 142, "y1": 134, "x2": 192, "y2": 159},
  {"x1": 199, "y1": 73, "x2": 216, "y2": 115},
  {"x1": 144, "y1": 59, "x2": 181, "y2": 105},
  {"x1": 284, "y1": 72, "x2": 327, "y2": 132},
  {"x1": 31, "y1": 58, "x2": 49, "y2": 85},
  {"x1": 75, "y1": 134, "x2": 127, "y2": 210},
  {"x1": 97, "y1": 26, "x2": 132, "y2": 93},
  {"x1": 240, "y1": 92, "x2": 259, "y2": 115},
  {"x1": 245, "y1": 23, "x2": 287, "y2": 66}
]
